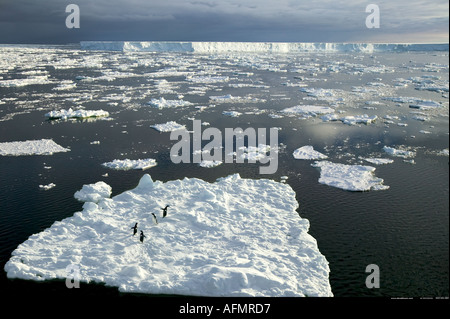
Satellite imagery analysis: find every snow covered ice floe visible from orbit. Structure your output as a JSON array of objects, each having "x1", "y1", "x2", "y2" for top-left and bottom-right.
[
  {"x1": 0, "y1": 139, "x2": 70, "y2": 156},
  {"x1": 293, "y1": 146, "x2": 328, "y2": 160},
  {"x1": 102, "y1": 158, "x2": 158, "y2": 171},
  {"x1": 383, "y1": 146, "x2": 416, "y2": 158},
  {"x1": 151, "y1": 121, "x2": 186, "y2": 132},
  {"x1": 45, "y1": 108, "x2": 110, "y2": 120},
  {"x1": 4, "y1": 174, "x2": 333, "y2": 297},
  {"x1": 363, "y1": 158, "x2": 394, "y2": 165},
  {"x1": 311, "y1": 161, "x2": 389, "y2": 191},
  {"x1": 146, "y1": 97, "x2": 193, "y2": 109},
  {"x1": 281, "y1": 105, "x2": 335, "y2": 117}
]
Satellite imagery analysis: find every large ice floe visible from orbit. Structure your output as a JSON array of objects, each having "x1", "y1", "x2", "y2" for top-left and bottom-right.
[
  {"x1": 0, "y1": 139, "x2": 70, "y2": 156},
  {"x1": 311, "y1": 161, "x2": 389, "y2": 191},
  {"x1": 5, "y1": 174, "x2": 333, "y2": 297}
]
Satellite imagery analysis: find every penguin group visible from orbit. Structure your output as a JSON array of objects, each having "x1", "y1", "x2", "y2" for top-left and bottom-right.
[{"x1": 130, "y1": 205, "x2": 170, "y2": 243}]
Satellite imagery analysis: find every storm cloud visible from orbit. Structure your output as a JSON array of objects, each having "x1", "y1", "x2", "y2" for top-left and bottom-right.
[{"x1": 0, "y1": 0, "x2": 448, "y2": 44}]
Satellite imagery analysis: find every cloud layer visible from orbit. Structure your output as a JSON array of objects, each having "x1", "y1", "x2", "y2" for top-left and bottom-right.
[{"x1": 0, "y1": 0, "x2": 448, "y2": 43}]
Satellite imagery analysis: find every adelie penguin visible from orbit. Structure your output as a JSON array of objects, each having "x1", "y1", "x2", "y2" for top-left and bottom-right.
[
  {"x1": 162, "y1": 205, "x2": 170, "y2": 218},
  {"x1": 140, "y1": 230, "x2": 146, "y2": 243},
  {"x1": 131, "y1": 223, "x2": 138, "y2": 236},
  {"x1": 151, "y1": 213, "x2": 158, "y2": 225}
]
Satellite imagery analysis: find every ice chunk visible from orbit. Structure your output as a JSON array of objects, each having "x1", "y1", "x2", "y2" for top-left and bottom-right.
[
  {"x1": 150, "y1": 121, "x2": 186, "y2": 132},
  {"x1": 311, "y1": 161, "x2": 389, "y2": 191},
  {"x1": 341, "y1": 115, "x2": 377, "y2": 125},
  {"x1": 383, "y1": 146, "x2": 416, "y2": 158},
  {"x1": 222, "y1": 111, "x2": 242, "y2": 117},
  {"x1": 39, "y1": 183, "x2": 56, "y2": 190},
  {"x1": 102, "y1": 158, "x2": 158, "y2": 171},
  {"x1": 0, "y1": 139, "x2": 70, "y2": 156},
  {"x1": 5, "y1": 174, "x2": 332, "y2": 297},
  {"x1": 199, "y1": 160, "x2": 223, "y2": 168},
  {"x1": 45, "y1": 108, "x2": 109, "y2": 120},
  {"x1": 293, "y1": 146, "x2": 328, "y2": 160},
  {"x1": 363, "y1": 158, "x2": 394, "y2": 165},
  {"x1": 146, "y1": 97, "x2": 193, "y2": 109},
  {"x1": 281, "y1": 105, "x2": 335, "y2": 117},
  {"x1": 74, "y1": 181, "x2": 112, "y2": 203}
]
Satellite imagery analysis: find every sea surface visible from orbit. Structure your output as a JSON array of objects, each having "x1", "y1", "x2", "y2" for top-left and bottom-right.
[{"x1": 0, "y1": 45, "x2": 448, "y2": 301}]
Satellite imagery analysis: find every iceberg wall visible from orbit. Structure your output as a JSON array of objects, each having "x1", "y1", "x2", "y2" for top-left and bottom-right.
[{"x1": 80, "y1": 41, "x2": 449, "y2": 53}]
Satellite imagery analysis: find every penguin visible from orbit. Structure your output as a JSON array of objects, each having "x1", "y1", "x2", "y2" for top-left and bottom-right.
[
  {"x1": 131, "y1": 222, "x2": 138, "y2": 236},
  {"x1": 140, "y1": 230, "x2": 146, "y2": 243},
  {"x1": 151, "y1": 213, "x2": 158, "y2": 225},
  {"x1": 162, "y1": 205, "x2": 170, "y2": 218}
]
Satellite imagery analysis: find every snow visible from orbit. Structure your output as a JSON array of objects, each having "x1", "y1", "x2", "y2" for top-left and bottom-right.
[
  {"x1": 81, "y1": 41, "x2": 449, "y2": 53},
  {"x1": 146, "y1": 97, "x2": 193, "y2": 109},
  {"x1": 0, "y1": 139, "x2": 70, "y2": 156},
  {"x1": 293, "y1": 146, "x2": 328, "y2": 160},
  {"x1": 5, "y1": 174, "x2": 333, "y2": 297},
  {"x1": 45, "y1": 108, "x2": 110, "y2": 120},
  {"x1": 102, "y1": 158, "x2": 158, "y2": 171},
  {"x1": 311, "y1": 161, "x2": 389, "y2": 192},
  {"x1": 383, "y1": 146, "x2": 416, "y2": 158},
  {"x1": 151, "y1": 121, "x2": 186, "y2": 132}
]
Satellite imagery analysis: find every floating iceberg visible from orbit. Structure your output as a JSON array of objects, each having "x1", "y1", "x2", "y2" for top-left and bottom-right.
[
  {"x1": 102, "y1": 158, "x2": 158, "y2": 171},
  {"x1": 383, "y1": 146, "x2": 416, "y2": 158},
  {"x1": 199, "y1": 160, "x2": 223, "y2": 168},
  {"x1": 151, "y1": 121, "x2": 186, "y2": 132},
  {"x1": 340, "y1": 115, "x2": 378, "y2": 125},
  {"x1": 311, "y1": 161, "x2": 389, "y2": 191},
  {"x1": 5, "y1": 174, "x2": 333, "y2": 297},
  {"x1": 281, "y1": 105, "x2": 335, "y2": 117},
  {"x1": 0, "y1": 139, "x2": 70, "y2": 156},
  {"x1": 146, "y1": 97, "x2": 193, "y2": 109},
  {"x1": 45, "y1": 108, "x2": 109, "y2": 120},
  {"x1": 363, "y1": 158, "x2": 394, "y2": 165},
  {"x1": 80, "y1": 41, "x2": 449, "y2": 53},
  {"x1": 293, "y1": 146, "x2": 328, "y2": 160}
]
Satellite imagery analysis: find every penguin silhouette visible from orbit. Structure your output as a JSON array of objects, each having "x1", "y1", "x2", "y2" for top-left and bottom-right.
[
  {"x1": 162, "y1": 205, "x2": 170, "y2": 218},
  {"x1": 131, "y1": 223, "x2": 138, "y2": 236},
  {"x1": 140, "y1": 230, "x2": 146, "y2": 243},
  {"x1": 151, "y1": 213, "x2": 158, "y2": 225}
]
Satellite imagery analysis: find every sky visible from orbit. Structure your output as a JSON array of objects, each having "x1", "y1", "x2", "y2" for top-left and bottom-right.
[{"x1": 0, "y1": 0, "x2": 448, "y2": 44}]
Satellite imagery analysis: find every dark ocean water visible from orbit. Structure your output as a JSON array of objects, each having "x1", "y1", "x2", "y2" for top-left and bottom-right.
[{"x1": 0, "y1": 46, "x2": 448, "y2": 305}]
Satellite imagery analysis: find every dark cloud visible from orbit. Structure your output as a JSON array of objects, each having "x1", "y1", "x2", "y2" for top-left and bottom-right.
[{"x1": 0, "y1": 0, "x2": 448, "y2": 44}]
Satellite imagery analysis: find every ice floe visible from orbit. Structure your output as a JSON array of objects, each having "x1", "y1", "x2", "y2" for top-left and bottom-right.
[
  {"x1": 146, "y1": 97, "x2": 193, "y2": 109},
  {"x1": 150, "y1": 121, "x2": 186, "y2": 132},
  {"x1": 5, "y1": 174, "x2": 333, "y2": 297},
  {"x1": 281, "y1": 105, "x2": 335, "y2": 117},
  {"x1": 363, "y1": 158, "x2": 394, "y2": 165},
  {"x1": 383, "y1": 146, "x2": 416, "y2": 158},
  {"x1": 311, "y1": 161, "x2": 389, "y2": 191},
  {"x1": 45, "y1": 108, "x2": 110, "y2": 120},
  {"x1": 101, "y1": 158, "x2": 158, "y2": 171},
  {"x1": 0, "y1": 139, "x2": 70, "y2": 156},
  {"x1": 293, "y1": 146, "x2": 328, "y2": 160}
]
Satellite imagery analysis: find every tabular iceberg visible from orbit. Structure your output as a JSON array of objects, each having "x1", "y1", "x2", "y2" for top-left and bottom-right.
[
  {"x1": 4, "y1": 174, "x2": 333, "y2": 297},
  {"x1": 80, "y1": 41, "x2": 449, "y2": 53}
]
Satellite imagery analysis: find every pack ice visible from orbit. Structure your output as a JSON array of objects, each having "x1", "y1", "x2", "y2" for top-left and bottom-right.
[
  {"x1": 0, "y1": 139, "x2": 70, "y2": 156},
  {"x1": 4, "y1": 174, "x2": 332, "y2": 297}
]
